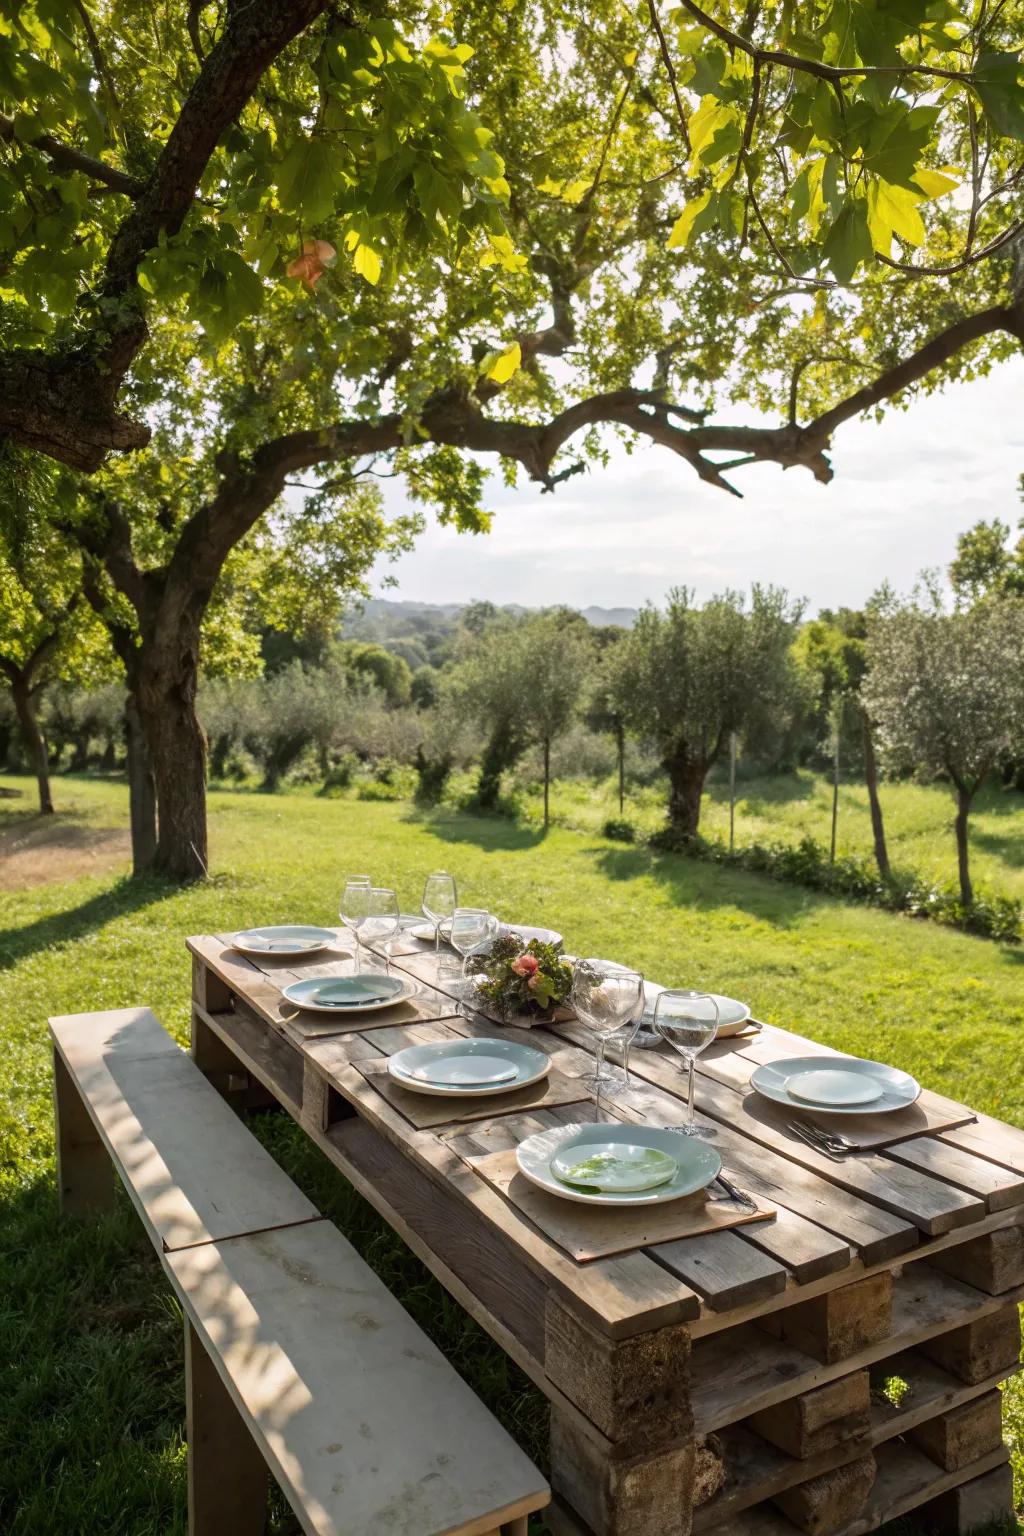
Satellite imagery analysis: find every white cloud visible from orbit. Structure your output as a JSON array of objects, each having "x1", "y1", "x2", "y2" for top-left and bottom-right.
[{"x1": 370, "y1": 357, "x2": 1024, "y2": 614}]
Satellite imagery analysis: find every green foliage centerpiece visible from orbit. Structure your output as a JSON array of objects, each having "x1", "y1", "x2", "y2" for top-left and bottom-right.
[{"x1": 474, "y1": 934, "x2": 573, "y2": 1025}]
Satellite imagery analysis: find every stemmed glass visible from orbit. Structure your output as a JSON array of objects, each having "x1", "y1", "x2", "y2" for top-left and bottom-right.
[
  {"x1": 570, "y1": 959, "x2": 644, "y2": 1112},
  {"x1": 653, "y1": 990, "x2": 720, "y2": 1137},
  {"x1": 359, "y1": 887, "x2": 400, "y2": 974},
  {"x1": 422, "y1": 871, "x2": 458, "y2": 953},
  {"x1": 449, "y1": 908, "x2": 499, "y2": 1017},
  {"x1": 339, "y1": 875, "x2": 372, "y2": 972}
]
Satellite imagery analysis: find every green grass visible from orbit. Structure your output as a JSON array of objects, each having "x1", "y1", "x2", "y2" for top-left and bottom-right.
[
  {"x1": 2, "y1": 772, "x2": 1023, "y2": 1531},
  {"x1": 512, "y1": 767, "x2": 1024, "y2": 903}
]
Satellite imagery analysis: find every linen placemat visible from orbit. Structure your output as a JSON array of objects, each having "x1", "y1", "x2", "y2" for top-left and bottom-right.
[
  {"x1": 353, "y1": 1057, "x2": 590, "y2": 1129},
  {"x1": 465, "y1": 1147, "x2": 776, "y2": 1262}
]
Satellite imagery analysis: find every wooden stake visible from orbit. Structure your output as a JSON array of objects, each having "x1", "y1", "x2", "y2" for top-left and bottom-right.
[{"x1": 729, "y1": 732, "x2": 737, "y2": 853}]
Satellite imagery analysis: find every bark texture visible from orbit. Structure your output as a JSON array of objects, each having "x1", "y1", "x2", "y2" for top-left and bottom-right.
[{"x1": 860, "y1": 708, "x2": 891, "y2": 882}]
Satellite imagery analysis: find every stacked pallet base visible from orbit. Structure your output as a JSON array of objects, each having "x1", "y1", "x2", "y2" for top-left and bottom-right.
[{"x1": 685, "y1": 1228, "x2": 1023, "y2": 1536}]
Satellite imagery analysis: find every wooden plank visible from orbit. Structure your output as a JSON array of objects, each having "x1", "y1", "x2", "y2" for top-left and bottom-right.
[
  {"x1": 194, "y1": 999, "x2": 305, "y2": 1115},
  {"x1": 928, "y1": 1223, "x2": 1024, "y2": 1295},
  {"x1": 921, "y1": 1462, "x2": 1016, "y2": 1534},
  {"x1": 906, "y1": 1391, "x2": 1004, "y2": 1472},
  {"x1": 882, "y1": 1137, "x2": 1024, "y2": 1212},
  {"x1": 49, "y1": 1007, "x2": 319, "y2": 1251},
  {"x1": 167, "y1": 1222, "x2": 550, "y2": 1536},
  {"x1": 653, "y1": 1231, "x2": 788, "y2": 1310},
  {"x1": 938, "y1": 1114, "x2": 1024, "y2": 1176},
  {"x1": 756, "y1": 1275, "x2": 892, "y2": 1364},
  {"x1": 355, "y1": 1057, "x2": 589, "y2": 1129},
  {"x1": 918, "y1": 1302, "x2": 1022, "y2": 1385},
  {"x1": 689, "y1": 1267, "x2": 1024, "y2": 1433},
  {"x1": 748, "y1": 1372, "x2": 870, "y2": 1460},
  {"x1": 694, "y1": 1351, "x2": 1018, "y2": 1530},
  {"x1": 711, "y1": 1442, "x2": 1010, "y2": 1536},
  {"x1": 52, "y1": 1045, "x2": 115, "y2": 1217},
  {"x1": 185, "y1": 1315, "x2": 268, "y2": 1536},
  {"x1": 770, "y1": 1453, "x2": 876, "y2": 1535}
]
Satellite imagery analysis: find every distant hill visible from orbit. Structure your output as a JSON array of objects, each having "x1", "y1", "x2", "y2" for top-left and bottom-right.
[{"x1": 352, "y1": 598, "x2": 637, "y2": 631}]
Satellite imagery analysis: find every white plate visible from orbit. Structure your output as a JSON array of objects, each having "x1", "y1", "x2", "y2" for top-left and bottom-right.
[
  {"x1": 750, "y1": 1055, "x2": 921, "y2": 1115},
  {"x1": 551, "y1": 1141, "x2": 678, "y2": 1193},
  {"x1": 788, "y1": 1069, "x2": 885, "y2": 1107},
  {"x1": 409, "y1": 919, "x2": 453, "y2": 943},
  {"x1": 640, "y1": 984, "x2": 754, "y2": 1038},
  {"x1": 388, "y1": 1038, "x2": 550, "y2": 1097},
  {"x1": 502, "y1": 923, "x2": 563, "y2": 949},
  {"x1": 281, "y1": 974, "x2": 413, "y2": 1014},
  {"x1": 517, "y1": 1122, "x2": 721, "y2": 1207},
  {"x1": 231, "y1": 924, "x2": 339, "y2": 957}
]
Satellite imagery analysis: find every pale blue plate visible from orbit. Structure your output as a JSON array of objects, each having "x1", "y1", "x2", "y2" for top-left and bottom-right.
[{"x1": 282, "y1": 974, "x2": 410, "y2": 1014}]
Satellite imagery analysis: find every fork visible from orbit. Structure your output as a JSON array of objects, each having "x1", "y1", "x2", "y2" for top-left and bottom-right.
[{"x1": 709, "y1": 1172, "x2": 758, "y2": 1211}]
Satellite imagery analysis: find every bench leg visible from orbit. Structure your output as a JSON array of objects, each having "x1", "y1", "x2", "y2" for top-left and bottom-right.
[
  {"x1": 185, "y1": 1317, "x2": 268, "y2": 1535},
  {"x1": 53, "y1": 1046, "x2": 114, "y2": 1216}
]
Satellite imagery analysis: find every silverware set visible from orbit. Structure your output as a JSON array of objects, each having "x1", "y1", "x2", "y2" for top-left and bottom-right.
[{"x1": 786, "y1": 1119, "x2": 866, "y2": 1159}]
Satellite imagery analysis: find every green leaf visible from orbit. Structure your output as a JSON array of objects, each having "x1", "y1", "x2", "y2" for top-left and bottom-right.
[
  {"x1": 823, "y1": 198, "x2": 874, "y2": 282},
  {"x1": 973, "y1": 51, "x2": 1024, "y2": 142},
  {"x1": 276, "y1": 137, "x2": 338, "y2": 225},
  {"x1": 867, "y1": 179, "x2": 925, "y2": 251},
  {"x1": 689, "y1": 98, "x2": 736, "y2": 161},
  {"x1": 911, "y1": 167, "x2": 960, "y2": 199},
  {"x1": 352, "y1": 242, "x2": 382, "y2": 285},
  {"x1": 667, "y1": 190, "x2": 711, "y2": 250},
  {"x1": 483, "y1": 340, "x2": 521, "y2": 384}
]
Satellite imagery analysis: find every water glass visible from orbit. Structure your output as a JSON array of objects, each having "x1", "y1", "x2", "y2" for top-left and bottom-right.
[
  {"x1": 359, "y1": 887, "x2": 400, "y2": 973},
  {"x1": 450, "y1": 908, "x2": 499, "y2": 1017},
  {"x1": 653, "y1": 990, "x2": 720, "y2": 1137},
  {"x1": 422, "y1": 871, "x2": 458, "y2": 953},
  {"x1": 570, "y1": 958, "x2": 644, "y2": 1111},
  {"x1": 339, "y1": 878, "x2": 372, "y2": 971}
]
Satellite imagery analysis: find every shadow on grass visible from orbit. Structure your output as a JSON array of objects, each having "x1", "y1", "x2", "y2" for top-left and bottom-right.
[
  {"x1": 406, "y1": 807, "x2": 546, "y2": 852},
  {"x1": 705, "y1": 770, "x2": 816, "y2": 809},
  {"x1": 0, "y1": 873, "x2": 178, "y2": 973},
  {"x1": 586, "y1": 842, "x2": 829, "y2": 932}
]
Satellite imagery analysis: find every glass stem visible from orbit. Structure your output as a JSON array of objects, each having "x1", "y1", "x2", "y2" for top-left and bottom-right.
[
  {"x1": 434, "y1": 920, "x2": 440, "y2": 954},
  {"x1": 687, "y1": 1058, "x2": 696, "y2": 1128},
  {"x1": 353, "y1": 936, "x2": 361, "y2": 974},
  {"x1": 622, "y1": 1030, "x2": 631, "y2": 1088}
]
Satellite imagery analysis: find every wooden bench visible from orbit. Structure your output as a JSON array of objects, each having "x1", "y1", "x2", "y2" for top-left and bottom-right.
[{"x1": 50, "y1": 1006, "x2": 549, "y2": 1536}]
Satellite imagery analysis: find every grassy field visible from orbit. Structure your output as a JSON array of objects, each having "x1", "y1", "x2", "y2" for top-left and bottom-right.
[
  {"x1": 512, "y1": 768, "x2": 1024, "y2": 902},
  {"x1": 2, "y1": 772, "x2": 1023, "y2": 1531}
]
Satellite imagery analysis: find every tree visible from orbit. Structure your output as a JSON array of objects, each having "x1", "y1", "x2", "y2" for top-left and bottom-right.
[
  {"x1": 611, "y1": 588, "x2": 801, "y2": 839},
  {"x1": 793, "y1": 610, "x2": 892, "y2": 881},
  {"x1": 585, "y1": 627, "x2": 631, "y2": 813},
  {"x1": 950, "y1": 516, "x2": 1024, "y2": 599},
  {"x1": 519, "y1": 611, "x2": 593, "y2": 829},
  {"x1": 0, "y1": 472, "x2": 111, "y2": 814},
  {"x1": 6, "y1": 0, "x2": 1024, "y2": 491},
  {"x1": 451, "y1": 614, "x2": 534, "y2": 812},
  {"x1": 863, "y1": 590, "x2": 1024, "y2": 905},
  {"x1": 10, "y1": 1, "x2": 1024, "y2": 881}
]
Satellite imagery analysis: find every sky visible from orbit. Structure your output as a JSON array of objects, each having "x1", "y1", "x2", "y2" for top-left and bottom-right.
[{"x1": 369, "y1": 355, "x2": 1024, "y2": 617}]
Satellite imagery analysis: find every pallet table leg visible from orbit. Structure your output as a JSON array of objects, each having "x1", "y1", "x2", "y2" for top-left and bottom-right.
[
  {"x1": 919, "y1": 1304, "x2": 1022, "y2": 1384},
  {"x1": 929, "y1": 1226, "x2": 1024, "y2": 1295},
  {"x1": 53, "y1": 1046, "x2": 114, "y2": 1216},
  {"x1": 906, "y1": 1391, "x2": 1005, "y2": 1471},
  {"x1": 770, "y1": 1453, "x2": 877, "y2": 1536},
  {"x1": 500, "y1": 1520, "x2": 530, "y2": 1536},
  {"x1": 748, "y1": 1370, "x2": 870, "y2": 1458},
  {"x1": 185, "y1": 1317, "x2": 268, "y2": 1536},
  {"x1": 550, "y1": 1407, "x2": 694, "y2": 1536},
  {"x1": 920, "y1": 1462, "x2": 1016, "y2": 1534},
  {"x1": 756, "y1": 1274, "x2": 892, "y2": 1364}
]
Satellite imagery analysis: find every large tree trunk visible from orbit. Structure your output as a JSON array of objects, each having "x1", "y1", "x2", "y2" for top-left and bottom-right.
[
  {"x1": 860, "y1": 710, "x2": 891, "y2": 883},
  {"x1": 665, "y1": 754, "x2": 707, "y2": 838},
  {"x1": 135, "y1": 634, "x2": 209, "y2": 881},
  {"x1": 11, "y1": 677, "x2": 53, "y2": 815},
  {"x1": 476, "y1": 718, "x2": 524, "y2": 812},
  {"x1": 954, "y1": 785, "x2": 974, "y2": 907},
  {"x1": 125, "y1": 692, "x2": 158, "y2": 874}
]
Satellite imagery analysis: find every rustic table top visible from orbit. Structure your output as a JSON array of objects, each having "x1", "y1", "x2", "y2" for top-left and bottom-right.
[{"x1": 186, "y1": 928, "x2": 1024, "y2": 1339}]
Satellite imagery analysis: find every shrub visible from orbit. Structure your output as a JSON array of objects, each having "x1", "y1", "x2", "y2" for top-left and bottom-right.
[
  {"x1": 648, "y1": 828, "x2": 1022, "y2": 943},
  {"x1": 602, "y1": 817, "x2": 636, "y2": 843}
]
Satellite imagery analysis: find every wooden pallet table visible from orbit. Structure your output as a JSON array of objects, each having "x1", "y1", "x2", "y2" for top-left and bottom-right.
[{"x1": 186, "y1": 931, "x2": 1024, "y2": 1536}]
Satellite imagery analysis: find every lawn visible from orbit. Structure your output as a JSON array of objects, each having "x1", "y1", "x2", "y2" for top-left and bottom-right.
[
  {"x1": 513, "y1": 767, "x2": 1024, "y2": 903},
  {"x1": 2, "y1": 772, "x2": 1023, "y2": 1532}
]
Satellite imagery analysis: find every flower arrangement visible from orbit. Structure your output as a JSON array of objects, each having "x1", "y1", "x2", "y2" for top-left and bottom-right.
[{"x1": 474, "y1": 934, "x2": 573, "y2": 1022}]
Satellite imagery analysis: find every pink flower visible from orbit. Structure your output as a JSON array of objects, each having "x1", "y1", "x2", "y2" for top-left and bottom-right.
[
  {"x1": 512, "y1": 953, "x2": 539, "y2": 978},
  {"x1": 526, "y1": 973, "x2": 540, "y2": 991}
]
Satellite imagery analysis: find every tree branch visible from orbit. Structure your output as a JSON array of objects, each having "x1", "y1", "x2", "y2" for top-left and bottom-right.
[
  {"x1": 0, "y1": 113, "x2": 143, "y2": 196},
  {"x1": 0, "y1": 0, "x2": 328, "y2": 473}
]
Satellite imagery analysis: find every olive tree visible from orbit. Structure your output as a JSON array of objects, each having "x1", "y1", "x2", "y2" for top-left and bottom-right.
[
  {"x1": 863, "y1": 591, "x2": 1024, "y2": 904},
  {"x1": 611, "y1": 587, "x2": 802, "y2": 839}
]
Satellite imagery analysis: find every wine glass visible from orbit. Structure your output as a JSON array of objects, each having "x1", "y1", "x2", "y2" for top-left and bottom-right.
[
  {"x1": 422, "y1": 871, "x2": 457, "y2": 953},
  {"x1": 359, "y1": 887, "x2": 400, "y2": 974},
  {"x1": 339, "y1": 877, "x2": 372, "y2": 972},
  {"x1": 570, "y1": 958, "x2": 644, "y2": 1112},
  {"x1": 653, "y1": 990, "x2": 720, "y2": 1137},
  {"x1": 449, "y1": 908, "x2": 499, "y2": 1017}
]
